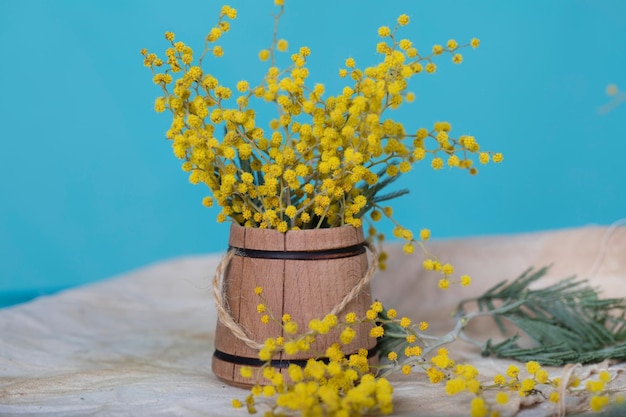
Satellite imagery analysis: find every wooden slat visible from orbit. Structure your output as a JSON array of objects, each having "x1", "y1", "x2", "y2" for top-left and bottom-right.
[
  {"x1": 212, "y1": 247, "x2": 245, "y2": 382},
  {"x1": 230, "y1": 225, "x2": 285, "y2": 385},
  {"x1": 285, "y1": 225, "x2": 361, "y2": 251}
]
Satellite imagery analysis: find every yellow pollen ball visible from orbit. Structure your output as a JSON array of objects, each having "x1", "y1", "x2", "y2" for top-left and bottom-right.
[
  {"x1": 207, "y1": 28, "x2": 222, "y2": 42},
  {"x1": 431, "y1": 157, "x2": 444, "y2": 170},
  {"x1": 506, "y1": 365, "x2": 520, "y2": 378},
  {"x1": 236, "y1": 80, "x2": 249, "y2": 92},
  {"x1": 258, "y1": 49, "x2": 270, "y2": 61},
  {"x1": 226, "y1": 8, "x2": 237, "y2": 19},
  {"x1": 213, "y1": 46, "x2": 224, "y2": 58},
  {"x1": 345, "y1": 312, "x2": 358, "y2": 323},
  {"x1": 240, "y1": 366, "x2": 253, "y2": 378},
  {"x1": 526, "y1": 361, "x2": 541, "y2": 375},
  {"x1": 599, "y1": 370, "x2": 611, "y2": 383},
  {"x1": 340, "y1": 327, "x2": 356, "y2": 344},
  {"x1": 284, "y1": 321, "x2": 298, "y2": 334},
  {"x1": 378, "y1": 26, "x2": 391, "y2": 37},
  {"x1": 495, "y1": 392, "x2": 508, "y2": 405},
  {"x1": 371, "y1": 301, "x2": 383, "y2": 312},
  {"x1": 277, "y1": 39, "x2": 288, "y2": 52},
  {"x1": 369, "y1": 326, "x2": 385, "y2": 338},
  {"x1": 590, "y1": 395, "x2": 610, "y2": 412},
  {"x1": 399, "y1": 39, "x2": 412, "y2": 50},
  {"x1": 460, "y1": 275, "x2": 471, "y2": 286}
]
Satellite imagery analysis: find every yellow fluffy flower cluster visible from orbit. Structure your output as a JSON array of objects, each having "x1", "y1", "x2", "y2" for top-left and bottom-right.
[
  {"x1": 583, "y1": 370, "x2": 624, "y2": 412},
  {"x1": 433, "y1": 360, "x2": 626, "y2": 416},
  {"x1": 368, "y1": 301, "x2": 625, "y2": 417},
  {"x1": 235, "y1": 295, "x2": 395, "y2": 416},
  {"x1": 238, "y1": 290, "x2": 625, "y2": 416},
  {"x1": 142, "y1": 3, "x2": 501, "y2": 236},
  {"x1": 237, "y1": 358, "x2": 393, "y2": 416}
]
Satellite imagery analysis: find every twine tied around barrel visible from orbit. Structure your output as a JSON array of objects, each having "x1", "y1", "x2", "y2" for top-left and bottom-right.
[{"x1": 212, "y1": 241, "x2": 379, "y2": 351}]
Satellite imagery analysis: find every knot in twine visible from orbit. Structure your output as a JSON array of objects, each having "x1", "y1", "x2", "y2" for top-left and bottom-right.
[{"x1": 212, "y1": 241, "x2": 378, "y2": 351}]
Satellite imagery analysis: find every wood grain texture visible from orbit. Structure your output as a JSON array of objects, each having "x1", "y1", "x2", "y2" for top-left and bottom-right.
[{"x1": 213, "y1": 223, "x2": 375, "y2": 387}]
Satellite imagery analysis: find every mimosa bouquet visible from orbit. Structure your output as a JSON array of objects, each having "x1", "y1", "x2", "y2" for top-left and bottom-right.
[{"x1": 141, "y1": 2, "x2": 502, "y2": 269}]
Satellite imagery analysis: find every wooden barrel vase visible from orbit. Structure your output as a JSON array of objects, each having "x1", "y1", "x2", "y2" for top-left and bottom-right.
[{"x1": 212, "y1": 223, "x2": 377, "y2": 387}]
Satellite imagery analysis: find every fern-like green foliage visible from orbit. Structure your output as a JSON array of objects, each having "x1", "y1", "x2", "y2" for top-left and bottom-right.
[
  {"x1": 457, "y1": 267, "x2": 626, "y2": 366},
  {"x1": 356, "y1": 167, "x2": 409, "y2": 218}
]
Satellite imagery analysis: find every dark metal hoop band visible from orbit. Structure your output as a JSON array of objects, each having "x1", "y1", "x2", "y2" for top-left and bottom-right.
[
  {"x1": 228, "y1": 243, "x2": 366, "y2": 261},
  {"x1": 213, "y1": 347, "x2": 377, "y2": 368}
]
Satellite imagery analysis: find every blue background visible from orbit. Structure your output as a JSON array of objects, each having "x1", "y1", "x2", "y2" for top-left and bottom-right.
[{"x1": 1, "y1": 1, "x2": 625, "y2": 306}]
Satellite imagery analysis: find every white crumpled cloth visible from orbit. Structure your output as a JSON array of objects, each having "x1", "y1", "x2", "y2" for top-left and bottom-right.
[{"x1": 1, "y1": 225, "x2": 625, "y2": 416}]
